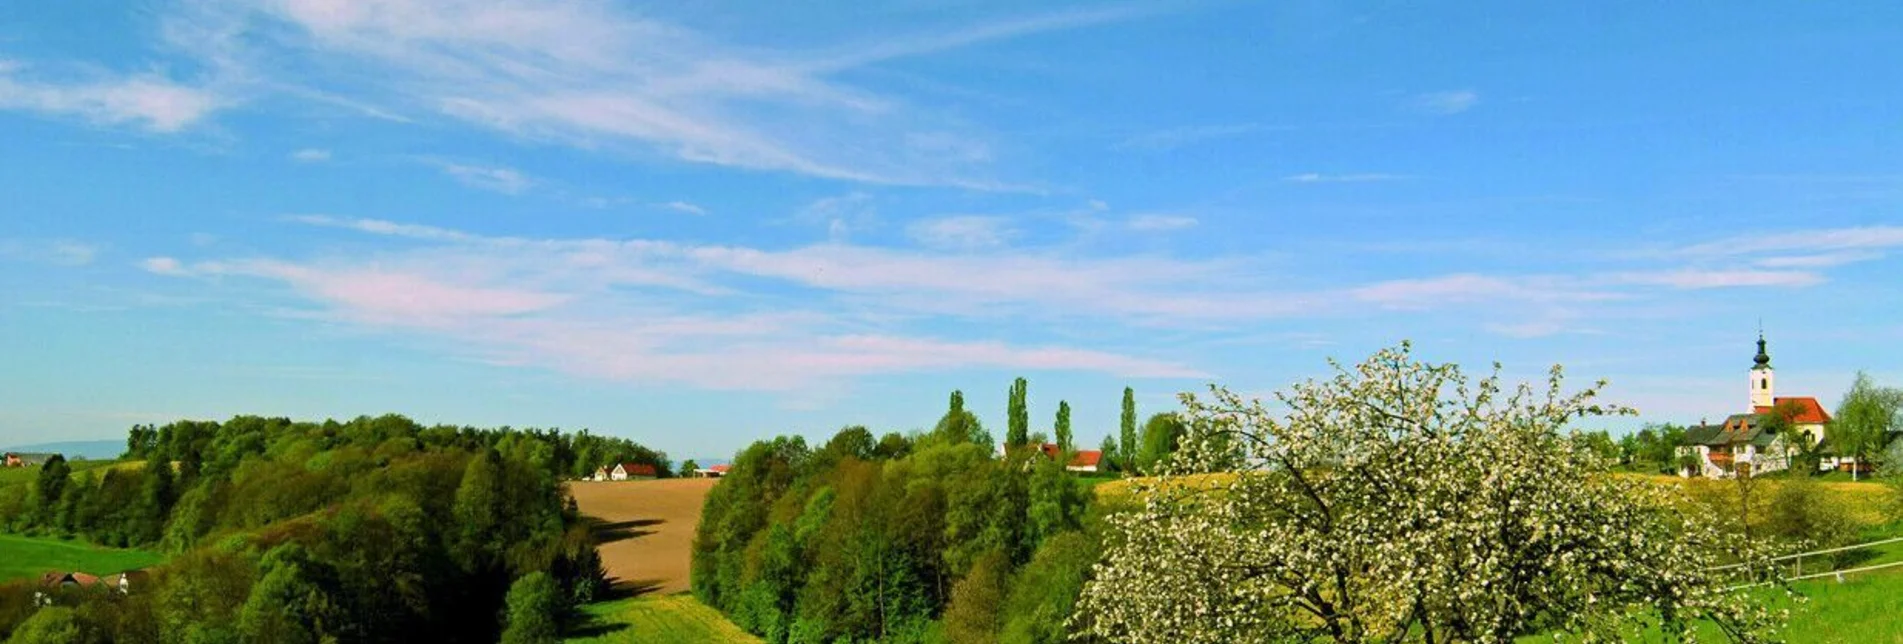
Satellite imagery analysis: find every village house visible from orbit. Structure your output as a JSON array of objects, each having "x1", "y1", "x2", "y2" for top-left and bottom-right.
[
  {"x1": 609, "y1": 462, "x2": 658, "y2": 480},
  {"x1": 1029, "y1": 443, "x2": 1106, "y2": 474},
  {"x1": 692, "y1": 464, "x2": 730, "y2": 478},
  {"x1": 1679, "y1": 335, "x2": 1833, "y2": 478},
  {"x1": 33, "y1": 570, "x2": 145, "y2": 606},
  {"x1": 4, "y1": 452, "x2": 54, "y2": 468}
]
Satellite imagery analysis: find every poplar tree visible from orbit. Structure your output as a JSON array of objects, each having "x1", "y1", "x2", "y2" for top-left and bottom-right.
[
  {"x1": 1007, "y1": 378, "x2": 1030, "y2": 447},
  {"x1": 1054, "y1": 401, "x2": 1073, "y2": 452},
  {"x1": 1119, "y1": 388, "x2": 1138, "y2": 469}
]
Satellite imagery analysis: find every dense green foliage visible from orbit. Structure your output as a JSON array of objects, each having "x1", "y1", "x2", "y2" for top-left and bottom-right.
[
  {"x1": 693, "y1": 384, "x2": 1099, "y2": 643},
  {"x1": 1053, "y1": 402, "x2": 1073, "y2": 453},
  {"x1": 503, "y1": 572, "x2": 562, "y2": 644},
  {"x1": 1117, "y1": 388, "x2": 1137, "y2": 471},
  {"x1": 0, "y1": 414, "x2": 657, "y2": 643}
]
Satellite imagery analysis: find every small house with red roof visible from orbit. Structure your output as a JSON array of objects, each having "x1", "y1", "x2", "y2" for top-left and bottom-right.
[
  {"x1": 1029, "y1": 443, "x2": 1106, "y2": 474},
  {"x1": 692, "y1": 464, "x2": 730, "y2": 478},
  {"x1": 610, "y1": 462, "x2": 658, "y2": 480},
  {"x1": 1680, "y1": 335, "x2": 1834, "y2": 478}
]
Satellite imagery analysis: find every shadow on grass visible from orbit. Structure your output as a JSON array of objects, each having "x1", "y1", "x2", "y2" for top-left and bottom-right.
[
  {"x1": 601, "y1": 577, "x2": 666, "y2": 600},
  {"x1": 587, "y1": 517, "x2": 663, "y2": 545}
]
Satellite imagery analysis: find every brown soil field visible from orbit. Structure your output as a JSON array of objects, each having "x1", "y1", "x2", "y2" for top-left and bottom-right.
[{"x1": 569, "y1": 478, "x2": 720, "y2": 596}]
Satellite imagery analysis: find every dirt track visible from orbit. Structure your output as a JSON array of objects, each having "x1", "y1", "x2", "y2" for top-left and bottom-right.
[{"x1": 568, "y1": 478, "x2": 719, "y2": 596}]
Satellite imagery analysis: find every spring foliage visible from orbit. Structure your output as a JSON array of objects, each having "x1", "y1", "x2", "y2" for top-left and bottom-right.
[
  {"x1": 0, "y1": 414, "x2": 640, "y2": 642},
  {"x1": 693, "y1": 388, "x2": 1094, "y2": 644},
  {"x1": 1078, "y1": 344, "x2": 1787, "y2": 643}
]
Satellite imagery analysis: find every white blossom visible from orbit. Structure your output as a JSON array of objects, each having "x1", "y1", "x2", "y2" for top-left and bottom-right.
[{"x1": 1077, "y1": 343, "x2": 1789, "y2": 643}]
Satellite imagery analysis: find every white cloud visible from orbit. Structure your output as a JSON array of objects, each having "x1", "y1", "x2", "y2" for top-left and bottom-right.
[
  {"x1": 1612, "y1": 269, "x2": 1823, "y2": 289},
  {"x1": 434, "y1": 162, "x2": 533, "y2": 195},
  {"x1": 0, "y1": 239, "x2": 99, "y2": 266},
  {"x1": 163, "y1": 0, "x2": 1134, "y2": 186},
  {"x1": 0, "y1": 64, "x2": 222, "y2": 132},
  {"x1": 1412, "y1": 90, "x2": 1479, "y2": 115},
  {"x1": 661, "y1": 201, "x2": 707, "y2": 216},
  {"x1": 1283, "y1": 173, "x2": 1408, "y2": 183},
  {"x1": 290, "y1": 148, "x2": 332, "y2": 162},
  {"x1": 1116, "y1": 123, "x2": 1266, "y2": 150},
  {"x1": 1126, "y1": 214, "x2": 1198, "y2": 231},
  {"x1": 906, "y1": 215, "x2": 1015, "y2": 250},
  {"x1": 1683, "y1": 225, "x2": 1903, "y2": 257},
  {"x1": 140, "y1": 256, "x2": 188, "y2": 275},
  {"x1": 1753, "y1": 251, "x2": 1881, "y2": 268},
  {"x1": 1350, "y1": 274, "x2": 1611, "y2": 311},
  {"x1": 796, "y1": 192, "x2": 877, "y2": 240}
]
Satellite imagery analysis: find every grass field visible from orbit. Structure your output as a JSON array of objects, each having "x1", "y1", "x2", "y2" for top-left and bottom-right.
[
  {"x1": 566, "y1": 594, "x2": 761, "y2": 643},
  {"x1": 0, "y1": 460, "x2": 142, "y2": 486},
  {"x1": 0, "y1": 534, "x2": 163, "y2": 583}
]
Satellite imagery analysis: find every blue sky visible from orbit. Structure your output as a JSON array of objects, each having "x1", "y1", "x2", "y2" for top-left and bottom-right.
[{"x1": 3, "y1": 1, "x2": 1901, "y2": 459}]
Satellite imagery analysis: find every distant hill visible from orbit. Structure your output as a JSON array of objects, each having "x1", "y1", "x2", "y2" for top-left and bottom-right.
[{"x1": 2, "y1": 440, "x2": 125, "y2": 460}]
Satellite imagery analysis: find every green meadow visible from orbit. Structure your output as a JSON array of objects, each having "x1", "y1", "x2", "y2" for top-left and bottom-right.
[
  {"x1": 0, "y1": 534, "x2": 163, "y2": 583},
  {"x1": 566, "y1": 594, "x2": 762, "y2": 644},
  {"x1": 0, "y1": 460, "x2": 140, "y2": 486}
]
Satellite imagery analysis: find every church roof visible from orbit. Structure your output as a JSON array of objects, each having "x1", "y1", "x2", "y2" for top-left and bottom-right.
[{"x1": 1753, "y1": 396, "x2": 1831, "y2": 425}]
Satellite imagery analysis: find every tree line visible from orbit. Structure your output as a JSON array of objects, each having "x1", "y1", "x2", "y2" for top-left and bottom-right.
[
  {"x1": 0, "y1": 414, "x2": 669, "y2": 643},
  {"x1": 693, "y1": 380, "x2": 1122, "y2": 644}
]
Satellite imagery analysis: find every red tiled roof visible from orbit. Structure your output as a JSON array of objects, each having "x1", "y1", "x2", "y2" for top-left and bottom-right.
[
  {"x1": 1068, "y1": 450, "x2": 1103, "y2": 468},
  {"x1": 1754, "y1": 396, "x2": 1832, "y2": 425},
  {"x1": 708, "y1": 464, "x2": 730, "y2": 473},
  {"x1": 617, "y1": 462, "x2": 657, "y2": 477},
  {"x1": 1030, "y1": 443, "x2": 1102, "y2": 468}
]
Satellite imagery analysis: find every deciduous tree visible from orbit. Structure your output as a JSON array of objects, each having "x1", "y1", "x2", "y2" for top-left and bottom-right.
[
  {"x1": 1831, "y1": 372, "x2": 1903, "y2": 480},
  {"x1": 1079, "y1": 344, "x2": 1784, "y2": 643}
]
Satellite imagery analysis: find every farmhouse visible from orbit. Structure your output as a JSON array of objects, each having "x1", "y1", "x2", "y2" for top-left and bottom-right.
[
  {"x1": 610, "y1": 462, "x2": 658, "y2": 480},
  {"x1": 1032, "y1": 443, "x2": 1106, "y2": 474},
  {"x1": 4, "y1": 452, "x2": 54, "y2": 468},
  {"x1": 1679, "y1": 335, "x2": 1833, "y2": 478},
  {"x1": 692, "y1": 464, "x2": 730, "y2": 478}
]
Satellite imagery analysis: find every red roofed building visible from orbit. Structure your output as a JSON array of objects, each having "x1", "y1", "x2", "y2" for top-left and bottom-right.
[
  {"x1": 693, "y1": 464, "x2": 730, "y2": 478},
  {"x1": 1680, "y1": 334, "x2": 1838, "y2": 478},
  {"x1": 610, "y1": 462, "x2": 658, "y2": 480},
  {"x1": 1031, "y1": 443, "x2": 1105, "y2": 474}
]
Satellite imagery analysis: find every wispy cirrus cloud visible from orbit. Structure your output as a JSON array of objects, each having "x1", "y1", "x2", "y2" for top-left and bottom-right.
[
  {"x1": 0, "y1": 239, "x2": 99, "y2": 266},
  {"x1": 906, "y1": 215, "x2": 1016, "y2": 250},
  {"x1": 289, "y1": 148, "x2": 331, "y2": 162},
  {"x1": 142, "y1": 217, "x2": 1216, "y2": 388},
  {"x1": 157, "y1": 0, "x2": 1138, "y2": 187},
  {"x1": 1115, "y1": 123, "x2": 1269, "y2": 151},
  {"x1": 660, "y1": 201, "x2": 707, "y2": 216},
  {"x1": 1682, "y1": 225, "x2": 1903, "y2": 257},
  {"x1": 138, "y1": 217, "x2": 1897, "y2": 388},
  {"x1": 1411, "y1": 89, "x2": 1479, "y2": 115},
  {"x1": 433, "y1": 162, "x2": 533, "y2": 195},
  {"x1": 1611, "y1": 269, "x2": 1823, "y2": 289},
  {"x1": 1125, "y1": 213, "x2": 1198, "y2": 231},
  {"x1": 1283, "y1": 172, "x2": 1408, "y2": 183},
  {"x1": 0, "y1": 61, "x2": 223, "y2": 132}
]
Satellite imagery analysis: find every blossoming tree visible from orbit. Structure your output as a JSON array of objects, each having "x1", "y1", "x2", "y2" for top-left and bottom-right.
[{"x1": 1078, "y1": 344, "x2": 1785, "y2": 643}]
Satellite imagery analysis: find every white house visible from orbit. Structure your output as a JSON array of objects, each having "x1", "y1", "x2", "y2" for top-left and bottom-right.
[{"x1": 1679, "y1": 334, "x2": 1833, "y2": 478}]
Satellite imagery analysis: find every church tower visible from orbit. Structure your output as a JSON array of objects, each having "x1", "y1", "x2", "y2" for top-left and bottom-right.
[{"x1": 1749, "y1": 333, "x2": 1775, "y2": 409}]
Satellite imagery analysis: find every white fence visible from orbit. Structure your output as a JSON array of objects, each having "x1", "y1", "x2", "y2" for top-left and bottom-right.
[{"x1": 1712, "y1": 536, "x2": 1903, "y2": 590}]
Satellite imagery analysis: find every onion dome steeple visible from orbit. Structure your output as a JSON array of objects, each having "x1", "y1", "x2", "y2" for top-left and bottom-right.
[{"x1": 1753, "y1": 333, "x2": 1771, "y2": 369}]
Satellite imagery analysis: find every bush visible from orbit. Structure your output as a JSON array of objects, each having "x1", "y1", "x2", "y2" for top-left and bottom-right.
[
  {"x1": 1764, "y1": 476, "x2": 1857, "y2": 555},
  {"x1": 501, "y1": 572, "x2": 561, "y2": 644}
]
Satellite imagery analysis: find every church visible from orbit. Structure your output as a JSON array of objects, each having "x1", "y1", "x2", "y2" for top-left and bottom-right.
[{"x1": 1677, "y1": 334, "x2": 1833, "y2": 478}]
